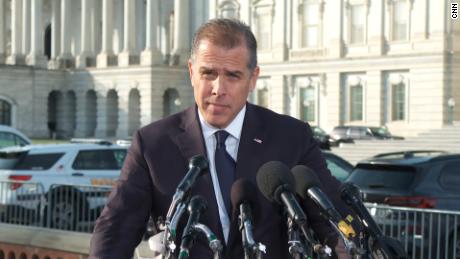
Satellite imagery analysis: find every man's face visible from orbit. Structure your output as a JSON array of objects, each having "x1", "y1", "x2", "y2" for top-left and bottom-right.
[{"x1": 188, "y1": 40, "x2": 259, "y2": 129}]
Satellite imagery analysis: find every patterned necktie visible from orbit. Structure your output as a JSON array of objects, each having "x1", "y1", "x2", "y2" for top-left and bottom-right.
[{"x1": 214, "y1": 130, "x2": 236, "y2": 215}]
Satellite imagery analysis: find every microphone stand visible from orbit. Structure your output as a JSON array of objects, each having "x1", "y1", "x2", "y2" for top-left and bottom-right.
[
  {"x1": 193, "y1": 223, "x2": 223, "y2": 259},
  {"x1": 287, "y1": 217, "x2": 308, "y2": 259},
  {"x1": 163, "y1": 199, "x2": 188, "y2": 259},
  {"x1": 238, "y1": 214, "x2": 266, "y2": 259}
]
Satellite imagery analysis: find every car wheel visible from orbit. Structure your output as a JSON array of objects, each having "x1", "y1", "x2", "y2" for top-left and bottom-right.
[{"x1": 50, "y1": 195, "x2": 77, "y2": 230}]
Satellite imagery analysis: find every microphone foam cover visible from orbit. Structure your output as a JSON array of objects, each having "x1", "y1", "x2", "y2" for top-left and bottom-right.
[
  {"x1": 256, "y1": 161, "x2": 295, "y2": 203},
  {"x1": 291, "y1": 165, "x2": 321, "y2": 200},
  {"x1": 231, "y1": 178, "x2": 258, "y2": 208},
  {"x1": 189, "y1": 154, "x2": 209, "y2": 171}
]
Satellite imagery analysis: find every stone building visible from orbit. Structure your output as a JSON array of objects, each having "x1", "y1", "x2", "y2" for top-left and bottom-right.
[{"x1": 0, "y1": 0, "x2": 459, "y2": 139}]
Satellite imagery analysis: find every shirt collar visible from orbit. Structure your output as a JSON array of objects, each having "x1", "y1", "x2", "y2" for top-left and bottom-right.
[{"x1": 198, "y1": 105, "x2": 246, "y2": 141}]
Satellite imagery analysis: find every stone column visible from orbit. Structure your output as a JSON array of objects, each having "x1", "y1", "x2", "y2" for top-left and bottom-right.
[
  {"x1": 116, "y1": 88, "x2": 129, "y2": 138},
  {"x1": 368, "y1": 0, "x2": 384, "y2": 55},
  {"x1": 272, "y1": 1, "x2": 287, "y2": 61},
  {"x1": 76, "y1": 0, "x2": 93, "y2": 68},
  {"x1": 50, "y1": 0, "x2": 60, "y2": 58},
  {"x1": 26, "y1": 0, "x2": 47, "y2": 67},
  {"x1": 326, "y1": 0, "x2": 343, "y2": 58},
  {"x1": 170, "y1": 0, "x2": 189, "y2": 65},
  {"x1": 22, "y1": 0, "x2": 31, "y2": 56},
  {"x1": 0, "y1": 0, "x2": 5, "y2": 63},
  {"x1": 57, "y1": 0, "x2": 73, "y2": 68},
  {"x1": 412, "y1": 0, "x2": 427, "y2": 40},
  {"x1": 141, "y1": 0, "x2": 162, "y2": 65},
  {"x1": 7, "y1": 0, "x2": 24, "y2": 65},
  {"x1": 97, "y1": 0, "x2": 116, "y2": 67},
  {"x1": 118, "y1": 0, "x2": 138, "y2": 66},
  {"x1": 95, "y1": 94, "x2": 108, "y2": 138}
]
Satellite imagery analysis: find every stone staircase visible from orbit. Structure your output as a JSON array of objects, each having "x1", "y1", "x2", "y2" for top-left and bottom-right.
[{"x1": 330, "y1": 125, "x2": 460, "y2": 165}]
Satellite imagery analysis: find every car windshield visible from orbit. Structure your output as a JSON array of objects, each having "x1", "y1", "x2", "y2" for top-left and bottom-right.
[
  {"x1": 347, "y1": 164, "x2": 416, "y2": 190},
  {"x1": 312, "y1": 127, "x2": 326, "y2": 136},
  {"x1": 370, "y1": 127, "x2": 391, "y2": 137},
  {"x1": 13, "y1": 153, "x2": 64, "y2": 170}
]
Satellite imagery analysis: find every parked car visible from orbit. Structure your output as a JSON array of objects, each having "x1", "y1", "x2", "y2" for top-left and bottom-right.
[
  {"x1": 0, "y1": 141, "x2": 127, "y2": 230},
  {"x1": 322, "y1": 151, "x2": 353, "y2": 182},
  {"x1": 330, "y1": 125, "x2": 404, "y2": 142},
  {"x1": 311, "y1": 126, "x2": 332, "y2": 150},
  {"x1": 346, "y1": 150, "x2": 460, "y2": 258},
  {"x1": 0, "y1": 125, "x2": 31, "y2": 149}
]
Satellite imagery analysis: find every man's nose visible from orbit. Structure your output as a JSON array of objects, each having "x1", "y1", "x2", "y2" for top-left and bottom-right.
[{"x1": 211, "y1": 76, "x2": 226, "y2": 96}]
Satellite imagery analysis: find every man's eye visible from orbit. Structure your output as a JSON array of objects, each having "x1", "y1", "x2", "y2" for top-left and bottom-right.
[{"x1": 201, "y1": 72, "x2": 217, "y2": 80}]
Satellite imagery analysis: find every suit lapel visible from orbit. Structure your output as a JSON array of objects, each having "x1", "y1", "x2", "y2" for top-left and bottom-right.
[
  {"x1": 174, "y1": 106, "x2": 225, "y2": 242},
  {"x1": 227, "y1": 103, "x2": 268, "y2": 248}
]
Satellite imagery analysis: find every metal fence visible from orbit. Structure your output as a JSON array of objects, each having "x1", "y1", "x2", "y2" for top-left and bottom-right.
[
  {"x1": 365, "y1": 203, "x2": 460, "y2": 259},
  {"x1": 1, "y1": 180, "x2": 459, "y2": 258},
  {"x1": 0, "y1": 180, "x2": 112, "y2": 233}
]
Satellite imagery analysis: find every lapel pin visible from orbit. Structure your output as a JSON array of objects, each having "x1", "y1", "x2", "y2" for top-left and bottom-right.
[{"x1": 253, "y1": 138, "x2": 263, "y2": 144}]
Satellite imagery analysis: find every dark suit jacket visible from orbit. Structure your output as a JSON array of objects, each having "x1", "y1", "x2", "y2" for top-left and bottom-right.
[{"x1": 89, "y1": 103, "x2": 349, "y2": 259}]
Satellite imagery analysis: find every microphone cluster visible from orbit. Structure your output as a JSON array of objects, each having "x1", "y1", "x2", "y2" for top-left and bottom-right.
[{"x1": 153, "y1": 155, "x2": 406, "y2": 259}]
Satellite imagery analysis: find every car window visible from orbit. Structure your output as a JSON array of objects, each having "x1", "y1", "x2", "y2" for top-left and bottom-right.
[
  {"x1": 326, "y1": 159, "x2": 350, "y2": 182},
  {"x1": 72, "y1": 149, "x2": 127, "y2": 170},
  {"x1": 0, "y1": 132, "x2": 28, "y2": 148},
  {"x1": 349, "y1": 128, "x2": 361, "y2": 138},
  {"x1": 439, "y1": 161, "x2": 460, "y2": 192},
  {"x1": 13, "y1": 153, "x2": 64, "y2": 170},
  {"x1": 347, "y1": 165, "x2": 416, "y2": 190}
]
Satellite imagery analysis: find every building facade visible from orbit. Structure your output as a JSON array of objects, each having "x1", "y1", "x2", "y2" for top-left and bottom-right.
[{"x1": 0, "y1": 0, "x2": 458, "y2": 139}]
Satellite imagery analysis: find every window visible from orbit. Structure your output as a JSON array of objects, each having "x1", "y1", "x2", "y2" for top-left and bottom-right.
[
  {"x1": 219, "y1": 1, "x2": 239, "y2": 19},
  {"x1": 255, "y1": 8, "x2": 271, "y2": 50},
  {"x1": 440, "y1": 161, "x2": 460, "y2": 192},
  {"x1": 73, "y1": 150, "x2": 127, "y2": 170},
  {"x1": 0, "y1": 100, "x2": 12, "y2": 125},
  {"x1": 0, "y1": 132, "x2": 29, "y2": 148},
  {"x1": 350, "y1": 84, "x2": 363, "y2": 121},
  {"x1": 257, "y1": 88, "x2": 269, "y2": 108},
  {"x1": 392, "y1": 83, "x2": 405, "y2": 120},
  {"x1": 301, "y1": 0, "x2": 320, "y2": 47},
  {"x1": 300, "y1": 87, "x2": 315, "y2": 122},
  {"x1": 350, "y1": 4, "x2": 365, "y2": 44},
  {"x1": 392, "y1": 0, "x2": 408, "y2": 41},
  {"x1": 14, "y1": 153, "x2": 64, "y2": 170}
]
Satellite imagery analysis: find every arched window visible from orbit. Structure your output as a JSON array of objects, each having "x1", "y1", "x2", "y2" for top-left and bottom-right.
[{"x1": 0, "y1": 99, "x2": 12, "y2": 125}]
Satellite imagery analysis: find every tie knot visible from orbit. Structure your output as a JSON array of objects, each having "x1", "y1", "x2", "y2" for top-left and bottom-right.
[{"x1": 215, "y1": 130, "x2": 230, "y2": 148}]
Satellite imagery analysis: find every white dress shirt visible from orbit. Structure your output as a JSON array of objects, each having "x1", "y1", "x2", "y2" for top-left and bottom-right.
[{"x1": 197, "y1": 105, "x2": 246, "y2": 243}]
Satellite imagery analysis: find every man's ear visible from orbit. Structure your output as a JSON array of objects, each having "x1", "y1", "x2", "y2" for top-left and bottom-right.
[
  {"x1": 249, "y1": 66, "x2": 260, "y2": 91},
  {"x1": 188, "y1": 59, "x2": 194, "y2": 83}
]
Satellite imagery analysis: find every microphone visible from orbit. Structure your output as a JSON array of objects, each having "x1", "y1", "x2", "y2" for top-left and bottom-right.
[
  {"x1": 178, "y1": 195, "x2": 208, "y2": 259},
  {"x1": 166, "y1": 155, "x2": 208, "y2": 219},
  {"x1": 256, "y1": 161, "x2": 307, "y2": 225},
  {"x1": 291, "y1": 165, "x2": 356, "y2": 239},
  {"x1": 340, "y1": 182, "x2": 405, "y2": 258},
  {"x1": 231, "y1": 178, "x2": 266, "y2": 258}
]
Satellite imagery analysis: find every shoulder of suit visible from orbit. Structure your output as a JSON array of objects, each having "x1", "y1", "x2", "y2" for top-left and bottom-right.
[{"x1": 136, "y1": 108, "x2": 189, "y2": 137}]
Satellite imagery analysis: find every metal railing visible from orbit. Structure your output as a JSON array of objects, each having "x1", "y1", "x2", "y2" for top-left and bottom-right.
[
  {"x1": 365, "y1": 203, "x2": 460, "y2": 259},
  {"x1": 1, "y1": 180, "x2": 459, "y2": 258},
  {"x1": 0, "y1": 180, "x2": 112, "y2": 233}
]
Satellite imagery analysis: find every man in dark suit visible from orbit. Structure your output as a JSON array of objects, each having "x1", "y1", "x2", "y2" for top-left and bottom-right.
[{"x1": 90, "y1": 18, "x2": 350, "y2": 259}]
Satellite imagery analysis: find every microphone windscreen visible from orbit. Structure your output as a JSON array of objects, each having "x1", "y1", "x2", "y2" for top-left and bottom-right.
[
  {"x1": 256, "y1": 161, "x2": 295, "y2": 203},
  {"x1": 188, "y1": 195, "x2": 208, "y2": 213},
  {"x1": 189, "y1": 154, "x2": 209, "y2": 171},
  {"x1": 291, "y1": 165, "x2": 321, "y2": 199},
  {"x1": 231, "y1": 178, "x2": 258, "y2": 208}
]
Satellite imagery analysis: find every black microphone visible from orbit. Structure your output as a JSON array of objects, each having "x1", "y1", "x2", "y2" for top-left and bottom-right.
[
  {"x1": 167, "y1": 155, "x2": 208, "y2": 219},
  {"x1": 291, "y1": 165, "x2": 356, "y2": 239},
  {"x1": 256, "y1": 161, "x2": 307, "y2": 226},
  {"x1": 176, "y1": 155, "x2": 209, "y2": 200},
  {"x1": 178, "y1": 195, "x2": 208, "y2": 259},
  {"x1": 231, "y1": 178, "x2": 265, "y2": 258}
]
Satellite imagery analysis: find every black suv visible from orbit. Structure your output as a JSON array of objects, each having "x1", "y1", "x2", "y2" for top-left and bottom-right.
[
  {"x1": 346, "y1": 151, "x2": 460, "y2": 258},
  {"x1": 330, "y1": 126, "x2": 404, "y2": 142}
]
